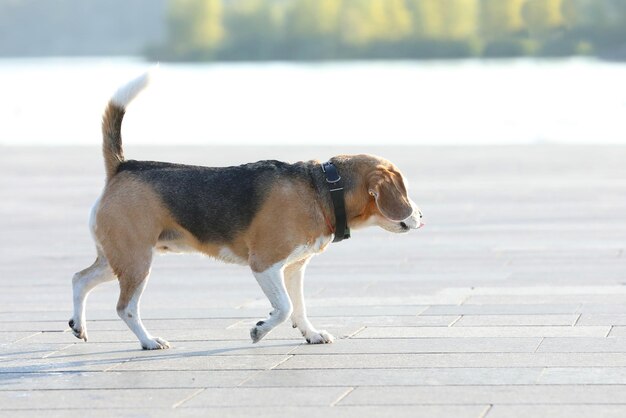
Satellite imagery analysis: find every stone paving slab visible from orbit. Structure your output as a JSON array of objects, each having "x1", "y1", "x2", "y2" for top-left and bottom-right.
[
  {"x1": 3, "y1": 353, "x2": 292, "y2": 373},
  {"x1": 578, "y1": 314, "x2": 626, "y2": 326},
  {"x1": 486, "y1": 405, "x2": 626, "y2": 418},
  {"x1": 339, "y1": 385, "x2": 626, "y2": 405},
  {"x1": 464, "y1": 295, "x2": 626, "y2": 305},
  {"x1": 538, "y1": 367, "x2": 626, "y2": 384},
  {"x1": 0, "y1": 371, "x2": 256, "y2": 390},
  {"x1": 2, "y1": 145, "x2": 626, "y2": 416},
  {"x1": 608, "y1": 327, "x2": 626, "y2": 337},
  {"x1": 421, "y1": 304, "x2": 582, "y2": 315},
  {"x1": 0, "y1": 388, "x2": 197, "y2": 409},
  {"x1": 355, "y1": 325, "x2": 610, "y2": 338},
  {"x1": 1, "y1": 405, "x2": 492, "y2": 418},
  {"x1": 277, "y1": 352, "x2": 626, "y2": 369},
  {"x1": 454, "y1": 314, "x2": 580, "y2": 326},
  {"x1": 240, "y1": 368, "x2": 543, "y2": 387},
  {"x1": 291, "y1": 337, "x2": 542, "y2": 354},
  {"x1": 180, "y1": 386, "x2": 349, "y2": 407},
  {"x1": 537, "y1": 337, "x2": 626, "y2": 353}
]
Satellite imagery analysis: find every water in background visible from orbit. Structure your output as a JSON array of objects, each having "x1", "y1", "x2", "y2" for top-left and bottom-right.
[{"x1": 0, "y1": 57, "x2": 624, "y2": 146}]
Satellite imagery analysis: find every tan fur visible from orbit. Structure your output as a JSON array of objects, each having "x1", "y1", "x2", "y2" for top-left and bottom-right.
[
  {"x1": 243, "y1": 178, "x2": 330, "y2": 272},
  {"x1": 336, "y1": 154, "x2": 414, "y2": 229},
  {"x1": 95, "y1": 173, "x2": 173, "y2": 310},
  {"x1": 101, "y1": 102, "x2": 126, "y2": 181}
]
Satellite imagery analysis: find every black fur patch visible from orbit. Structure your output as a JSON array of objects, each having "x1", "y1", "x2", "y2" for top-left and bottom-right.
[{"x1": 117, "y1": 159, "x2": 311, "y2": 243}]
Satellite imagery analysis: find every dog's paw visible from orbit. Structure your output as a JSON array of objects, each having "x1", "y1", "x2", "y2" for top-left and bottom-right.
[
  {"x1": 68, "y1": 318, "x2": 88, "y2": 342},
  {"x1": 141, "y1": 337, "x2": 170, "y2": 350},
  {"x1": 250, "y1": 321, "x2": 269, "y2": 343},
  {"x1": 305, "y1": 330, "x2": 334, "y2": 344}
]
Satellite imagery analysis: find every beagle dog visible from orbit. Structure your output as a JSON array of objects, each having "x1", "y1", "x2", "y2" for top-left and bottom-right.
[{"x1": 69, "y1": 72, "x2": 423, "y2": 350}]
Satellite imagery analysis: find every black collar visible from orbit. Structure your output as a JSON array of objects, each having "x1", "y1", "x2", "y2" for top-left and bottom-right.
[{"x1": 321, "y1": 161, "x2": 351, "y2": 243}]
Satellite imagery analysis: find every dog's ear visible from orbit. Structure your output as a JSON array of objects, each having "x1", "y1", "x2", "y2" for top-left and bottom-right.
[{"x1": 368, "y1": 168, "x2": 413, "y2": 221}]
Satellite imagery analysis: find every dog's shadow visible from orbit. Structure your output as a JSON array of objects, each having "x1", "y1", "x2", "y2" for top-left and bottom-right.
[{"x1": 0, "y1": 340, "x2": 303, "y2": 387}]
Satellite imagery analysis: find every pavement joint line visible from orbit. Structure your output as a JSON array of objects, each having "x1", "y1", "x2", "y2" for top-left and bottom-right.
[
  {"x1": 9, "y1": 403, "x2": 626, "y2": 411},
  {"x1": 330, "y1": 387, "x2": 355, "y2": 407},
  {"x1": 287, "y1": 344, "x2": 303, "y2": 354},
  {"x1": 41, "y1": 343, "x2": 75, "y2": 359},
  {"x1": 459, "y1": 295, "x2": 471, "y2": 305},
  {"x1": 233, "y1": 299, "x2": 259, "y2": 310},
  {"x1": 478, "y1": 404, "x2": 494, "y2": 418},
  {"x1": 235, "y1": 370, "x2": 263, "y2": 387},
  {"x1": 346, "y1": 326, "x2": 367, "y2": 339},
  {"x1": 225, "y1": 319, "x2": 245, "y2": 330},
  {"x1": 103, "y1": 359, "x2": 131, "y2": 372},
  {"x1": 533, "y1": 337, "x2": 545, "y2": 353},
  {"x1": 312, "y1": 287, "x2": 326, "y2": 297},
  {"x1": 233, "y1": 352, "x2": 298, "y2": 387},
  {"x1": 572, "y1": 313, "x2": 582, "y2": 327},
  {"x1": 415, "y1": 306, "x2": 429, "y2": 315},
  {"x1": 268, "y1": 354, "x2": 294, "y2": 370},
  {"x1": 11, "y1": 332, "x2": 42, "y2": 344},
  {"x1": 171, "y1": 388, "x2": 206, "y2": 409},
  {"x1": 535, "y1": 367, "x2": 547, "y2": 384},
  {"x1": 448, "y1": 315, "x2": 463, "y2": 327},
  {"x1": 606, "y1": 326, "x2": 615, "y2": 337}
]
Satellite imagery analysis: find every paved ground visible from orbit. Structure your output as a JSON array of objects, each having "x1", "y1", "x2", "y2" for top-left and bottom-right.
[{"x1": 1, "y1": 145, "x2": 626, "y2": 417}]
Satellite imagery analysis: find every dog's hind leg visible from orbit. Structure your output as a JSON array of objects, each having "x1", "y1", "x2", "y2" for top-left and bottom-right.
[
  {"x1": 285, "y1": 259, "x2": 334, "y2": 344},
  {"x1": 69, "y1": 252, "x2": 116, "y2": 341},
  {"x1": 115, "y1": 250, "x2": 169, "y2": 350},
  {"x1": 249, "y1": 263, "x2": 293, "y2": 343}
]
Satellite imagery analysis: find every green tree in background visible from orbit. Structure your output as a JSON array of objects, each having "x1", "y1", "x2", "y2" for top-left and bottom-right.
[
  {"x1": 151, "y1": 0, "x2": 626, "y2": 61},
  {"x1": 410, "y1": 0, "x2": 478, "y2": 40},
  {"x1": 338, "y1": 0, "x2": 412, "y2": 45},
  {"x1": 165, "y1": 0, "x2": 224, "y2": 59},
  {"x1": 523, "y1": 0, "x2": 564, "y2": 35}
]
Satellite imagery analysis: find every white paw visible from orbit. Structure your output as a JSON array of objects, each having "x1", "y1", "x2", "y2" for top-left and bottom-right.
[
  {"x1": 141, "y1": 337, "x2": 170, "y2": 350},
  {"x1": 306, "y1": 330, "x2": 334, "y2": 344},
  {"x1": 250, "y1": 320, "x2": 269, "y2": 343},
  {"x1": 68, "y1": 318, "x2": 88, "y2": 342}
]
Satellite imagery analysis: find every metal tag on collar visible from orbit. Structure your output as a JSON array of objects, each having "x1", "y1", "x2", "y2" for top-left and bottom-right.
[{"x1": 321, "y1": 162, "x2": 341, "y2": 184}]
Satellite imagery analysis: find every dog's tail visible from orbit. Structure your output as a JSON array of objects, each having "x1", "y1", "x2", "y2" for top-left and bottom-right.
[{"x1": 102, "y1": 71, "x2": 152, "y2": 181}]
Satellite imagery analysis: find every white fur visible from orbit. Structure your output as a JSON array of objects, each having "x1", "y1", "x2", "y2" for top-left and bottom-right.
[
  {"x1": 110, "y1": 68, "x2": 154, "y2": 108},
  {"x1": 403, "y1": 198, "x2": 423, "y2": 229},
  {"x1": 117, "y1": 275, "x2": 170, "y2": 350},
  {"x1": 249, "y1": 235, "x2": 335, "y2": 344},
  {"x1": 88, "y1": 196, "x2": 101, "y2": 241},
  {"x1": 285, "y1": 259, "x2": 334, "y2": 344},
  {"x1": 218, "y1": 247, "x2": 248, "y2": 265},
  {"x1": 250, "y1": 263, "x2": 292, "y2": 343},
  {"x1": 70, "y1": 253, "x2": 116, "y2": 341},
  {"x1": 284, "y1": 235, "x2": 332, "y2": 264}
]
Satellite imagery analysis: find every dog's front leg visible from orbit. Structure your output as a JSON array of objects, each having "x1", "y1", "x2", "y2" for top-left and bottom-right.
[
  {"x1": 284, "y1": 259, "x2": 334, "y2": 344},
  {"x1": 250, "y1": 263, "x2": 293, "y2": 343}
]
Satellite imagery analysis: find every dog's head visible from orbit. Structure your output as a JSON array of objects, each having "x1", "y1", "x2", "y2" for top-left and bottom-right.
[{"x1": 339, "y1": 154, "x2": 423, "y2": 234}]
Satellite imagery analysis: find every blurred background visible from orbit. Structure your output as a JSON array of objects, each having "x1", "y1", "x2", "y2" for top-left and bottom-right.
[{"x1": 0, "y1": 0, "x2": 624, "y2": 145}]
